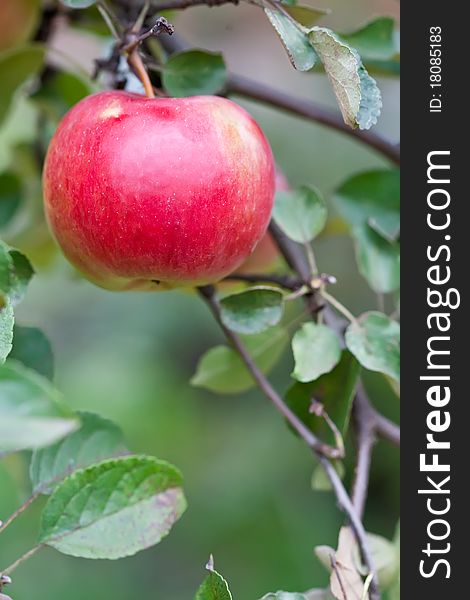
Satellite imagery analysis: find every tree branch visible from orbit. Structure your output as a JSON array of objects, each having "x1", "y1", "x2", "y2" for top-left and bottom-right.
[
  {"x1": 351, "y1": 380, "x2": 400, "y2": 524},
  {"x1": 228, "y1": 74, "x2": 400, "y2": 166},
  {"x1": 351, "y1": 386, "x2": 377, "y2": 520},
  {"x1": 375, "y1": 411, "x2": 400, "y2": 446}
]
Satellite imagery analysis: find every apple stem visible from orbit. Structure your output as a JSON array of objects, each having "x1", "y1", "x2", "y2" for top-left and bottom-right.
[{"x1": 128, "y1": 49, "x2": 155, "y2": 99}]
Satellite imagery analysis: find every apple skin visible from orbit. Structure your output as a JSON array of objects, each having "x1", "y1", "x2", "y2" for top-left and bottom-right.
[
  {"x1": 235, "y1": 169, "x2": 289, "y2": 274},
  {"x1": 43, "y1": 91, "x2": 275, "y2": 290}
]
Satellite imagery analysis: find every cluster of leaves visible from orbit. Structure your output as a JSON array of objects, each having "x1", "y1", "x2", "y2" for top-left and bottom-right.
[
  {"x1": 189, "y1": 522, "x2": 400, "y2": 600},
  {"x1": 54, "y1": 0, "x2": 398, "y2": 132},
  {"x1": 0, "y1": 253, "x2": 189, "y2": 594},
  {"x1": 160, "y1": 8, "x2": 398, "y2": 131},
  {"x1": 191, "y1": 163, "x2": 400, "y2": 600},
  {"x1": 193, "y1": 179, "x2": 399, "y2": 395}
]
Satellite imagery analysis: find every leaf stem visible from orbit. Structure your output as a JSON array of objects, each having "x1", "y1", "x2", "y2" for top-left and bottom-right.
[
  {"x1": 1, "y1": 545, "x2": 43, "y2": 576},
  {"x1": 0, "y1": 492, "x2": 41, "y2": 536},
  {"x1": 304, "y1": 242, "x2": 318, "y2": 276},
  {"x1": 321, "y1": 290, "x2": 356, "y2": 324}
]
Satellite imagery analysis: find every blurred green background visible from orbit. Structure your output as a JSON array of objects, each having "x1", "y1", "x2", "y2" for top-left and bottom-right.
[{"x1": 0, "y1": 0, "x2": 399, "y2": 598}]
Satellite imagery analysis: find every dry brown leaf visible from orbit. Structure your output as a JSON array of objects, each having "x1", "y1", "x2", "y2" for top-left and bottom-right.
[{"x1": 329, "y1": 527, "x2": 369, "y2": 600}]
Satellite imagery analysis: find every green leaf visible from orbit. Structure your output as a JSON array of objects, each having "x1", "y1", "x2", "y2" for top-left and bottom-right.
[
  {"x1": 191, "y1": 326, "x2": 288, "y2": 394},
  {"x1": 291, "y1": 322, "x2": 341, "y2": 383},
  {"x1": 334, "y1": 170, "x2": 400, "y2": 241},
  {"x1": 0, "y1": 172, "x2": 22, "y2": 228},
  {"x1": 0, "y1": 301, "x2": 14, "y2": 364},
  {"x1": 39, "y1": 455, "x2": 187, "y2": 559},
  {"x1": 286, "y1": 351, "x2": 359, "y2": 445},
  {"x1": 0, "y1": 242, "x2": 34, "y2": 307},
  {"x1": 273, "y1": 185, "x2": 327, "y2": 243},
  {"x1": 353, "y1": 224, "x2": 400, "y2": 293},
  {"x1": 283, "y1": 5, "x2": 329, "y2": 27},
  {"x1": 60, "y1": 0, "x2": 97, "y2": 7},
  {"x1": 264, "y1": 9, "x2": 318, "y2": 71},
  {"x1": 308, "y1": 27, "x2": 381, "y2": 130},
  {"x1": 345, "y1": 312, "x2": 400, "y2": 382},
  {"x1": 163, "y1": 50, "x2": 227, "y2": 97},
  {"x1": 0, "y1": 242, "x2": 34, "y2": 363},
  {"x1": 9, "y1": 325, "x2": 54, "y2": 379},
  {"x1": 195, "y1": 557, "x2": 233, "y2": 600},
  {"x1": 220, "y1": 287, "x2": 284, "y2": 334},
  {"x1": 261, "y1": 593, "x2": 307, "y2": 600},
  {"x1": 0, "y1": 361, "x2": 79, "y2": 452},
  {"x1": 0, "y1": 44, "x2": 45, "y2": 126},
  {"x1": 30, "y1": 412, "x2": 128, "y2": 494},
  {"x1": 341, "y1": 17, "x2": 397, "y2": 61},
  {"x1": 356, "y1": 63, "x2": 382, "y2": 131},
  {"x1": 5, "y1": 249, "x2": 34, "y2": 305}
]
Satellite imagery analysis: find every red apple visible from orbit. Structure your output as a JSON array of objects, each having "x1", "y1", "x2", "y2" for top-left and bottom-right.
[
  {"x1": 235, "y1": 169, "x2": 289, "y2": 274},
  {"x1": 43, "y1": 91, "x2": 275, "y2": 290}
]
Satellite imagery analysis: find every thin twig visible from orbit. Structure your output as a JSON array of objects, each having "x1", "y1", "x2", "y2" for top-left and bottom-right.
[
  {"x1": 0, "y1": 492, "x2": 41, "y2": 536},
  {"x1": 97, "y1": 0, "x2": 122, "y2": 37},
  {"x1": 374, "y1": 412, "x2": 400, "y2": 446},
  {"x1": 351, "y1": 386, "x2": 377, "y2": 520},
  {"x1": 322, "y1": 290, "x2": 357, "y2": 324},
  {"x1": 1, "y1": 545, "x2": 43, "y2": 576},
  {"x1": 132, "y1": 0, "x2": 151, "y2": 32},
  {"x1": 268, "y1": 223, "x2": 312, "y2": 283},
  {"x1": 310, "y1": 400, "x2": 345, "y2": 458}
]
